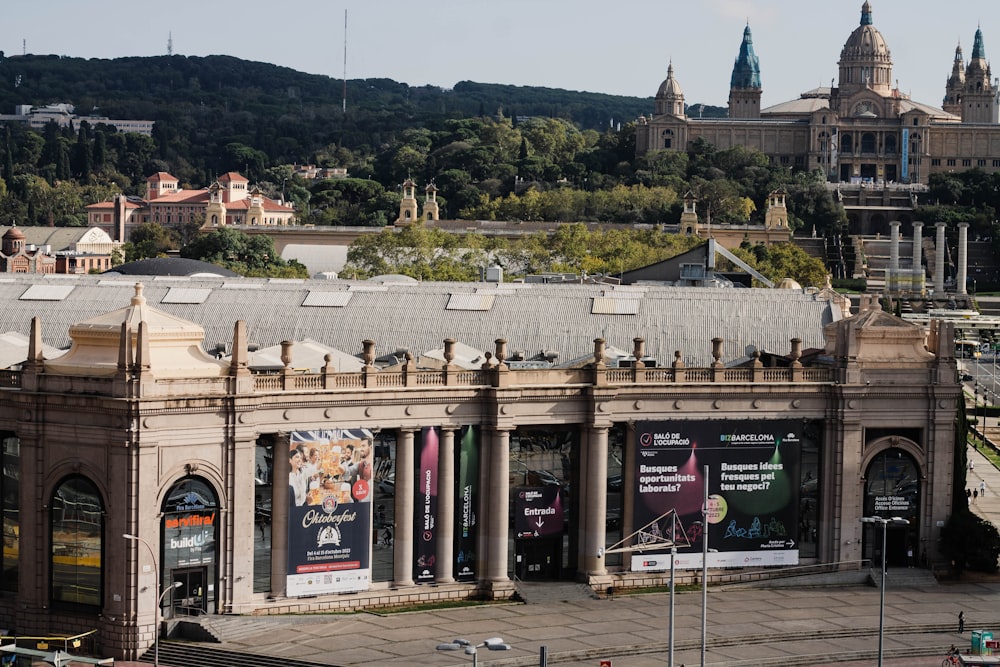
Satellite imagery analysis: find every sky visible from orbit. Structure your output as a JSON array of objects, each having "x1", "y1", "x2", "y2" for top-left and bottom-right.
[{"x1": 3, "y1": 1, "x2": 1000, "y2": 111}]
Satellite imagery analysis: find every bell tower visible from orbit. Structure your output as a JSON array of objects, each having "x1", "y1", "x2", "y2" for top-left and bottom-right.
[
  {"x1": 728, "y1": 24, "x2": 762, "y2": 119},
  {"x1": 943, "y1": 42, "x2": 965, "y2": 116},
  {"x1": 962, "y1": 27, "x2": 999, "y2": 124},
  {"x1": 396, "y1": 179, "x2": 418, "y2": 224}
]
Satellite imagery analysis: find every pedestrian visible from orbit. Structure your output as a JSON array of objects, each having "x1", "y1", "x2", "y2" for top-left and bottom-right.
[
  {"x1": 970, "y1": 459, "x2": 975, "y2": 473},
  {"x1": 974, "y1": 488, "x2": 979, "y2": 503},
  {"x1": 959, "y1": 610, "x2": 965, "y2": 633},
  {"x1": 980, "y1": 480, "x2": 986, "y2": 497},
  {"x1": 968, "y1": 488, "x2": 973, "y2": 506}
]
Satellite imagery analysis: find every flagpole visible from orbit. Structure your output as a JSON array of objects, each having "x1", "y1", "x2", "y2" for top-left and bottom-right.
[{"x1": 701, "y1": 464, "x2": 708, "y2": 667}]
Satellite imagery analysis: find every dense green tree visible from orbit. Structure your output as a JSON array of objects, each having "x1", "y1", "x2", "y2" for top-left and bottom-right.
[
  {"x1": 180, "y1": 226, "x2": 307, "y2": 277},
  {"x1": 125, "y1": 222, "x2": 178, "y2": 260}
]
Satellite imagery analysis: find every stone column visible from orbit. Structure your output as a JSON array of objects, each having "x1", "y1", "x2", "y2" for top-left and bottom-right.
[
  {"x1": 957, "y1": 222, "x2": 969, "y2": 295},
  {"x1": 583, "y1": 426, "x2": 609, "y2": 576},
  {"x1": 934, "y1": 222, "x2": 947, "y2": 293},
  {"x1": 622, "y1": 424, "x2": 635, "y2": 549},
  {"x1": 270, "y1": 434, "x2": 290, "y2": 597},
  {"x1": 435, "y1": 428, "x2": 456, "y2": 583},
  {"x1": 888, "y1": 220, "x2": 900, "y2": 293},
  {"x1": 911, "y1": 222, "x2": 924, "y2": 294},
  {"x1": 486, "y1": 428, "x2": 510, "y2": 582},
  {"x1": 393, "y1": 429, "x2": 416, "y2": 587}
]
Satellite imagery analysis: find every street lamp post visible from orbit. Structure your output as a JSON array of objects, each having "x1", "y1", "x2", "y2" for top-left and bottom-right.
[
  {"x1": 436, "y1": 637, "x2": 511, "y2": 667},
  {"x1": 123, "y1": 533, "x2": 179, "y2": 667},
  {"x1": 860, "y1": 516, "x2": 909, "y2": 667}
]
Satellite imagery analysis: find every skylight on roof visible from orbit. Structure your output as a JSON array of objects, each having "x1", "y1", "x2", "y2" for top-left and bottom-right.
[
  {"x1": 161, "y1": 287, "x2": 212, "y2": 304},
  {"x1": 19, "y1": 284, "x2": 75, "y2": 301},
  {"x1": 446, "y1": 293, "x2": 496, "y2": 311},
  {"x1": 302, "y1": 291, "x2": 352, "y2": 308},
  {"x1": 591, "y1": 296, "x2": 640, "y2": 315}
]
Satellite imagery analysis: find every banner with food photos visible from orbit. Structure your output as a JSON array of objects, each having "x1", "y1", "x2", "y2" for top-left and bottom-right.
[{"x1": 287, "y1": 428, "x2": 373, "y2": 596}]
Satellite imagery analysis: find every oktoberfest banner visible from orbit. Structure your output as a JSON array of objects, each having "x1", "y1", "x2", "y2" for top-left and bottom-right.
[{"x1": 287, "y1": 428, "x2": 373, "y2": 596}]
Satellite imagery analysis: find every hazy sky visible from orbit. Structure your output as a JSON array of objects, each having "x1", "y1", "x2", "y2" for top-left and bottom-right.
[{"x1": 3, "y1": 1, "x2": 1000, "y2": 111}]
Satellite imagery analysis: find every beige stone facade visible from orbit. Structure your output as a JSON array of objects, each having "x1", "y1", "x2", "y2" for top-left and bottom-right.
[
  {"x1": 637, "y1": 2, "x2": 1000, "y2": 186},
  {"x1": 0, "y1": 284, "x2": 962, "y2": 661}
]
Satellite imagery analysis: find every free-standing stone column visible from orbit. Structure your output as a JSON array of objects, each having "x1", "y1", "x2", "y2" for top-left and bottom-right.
[
  {"x1": 435, "y1": 428, "x2": 456, "y2": 583},
  {"x1": 957, "y1": 222, "x2": 969, "y2": 295},
  {"x1": 583, "y1": 426, "x2": 609, "y2": 576},
  {"x1": 271, "y1": 434, "x2": 291, "y2": 597},
  {"x1": 912, "y1": 222, "x2": 924, "y2": 294},
  {"x1": 934, "y1": 222, "x2": 947, "y2": 293},
  {"x1": 393, "y1": 429, "x2": 416, "y2": 587},
  {"x1": 889, "y1": 220, "x2": 900, "y2": 293},
  {"x1": 486, "y1": 428, "x2": 510, "y2": 582}
]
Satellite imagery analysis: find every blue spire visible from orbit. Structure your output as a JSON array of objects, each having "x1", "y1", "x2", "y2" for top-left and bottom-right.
[
  {"x1": 730, "y1": 24, "x2": 761, "y2": 89},
  {"x1": 860, "y1": 1, "x2": 873, "y2": 26},
  {"x1": 972, "y1": 27, "x2": 986, "y2": 60}
]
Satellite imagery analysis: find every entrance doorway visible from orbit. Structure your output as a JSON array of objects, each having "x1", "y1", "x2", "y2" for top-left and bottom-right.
[{"x1": 171, "y1": 567, "x2": 208, "y2": 616}]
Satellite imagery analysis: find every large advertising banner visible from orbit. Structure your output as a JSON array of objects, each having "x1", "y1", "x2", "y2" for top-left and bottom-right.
[
  {"x1": 455, "y1": 426, "x2": 479, "y2": 582},
  {"x1": 632, "y1": 420, "x2": 801, "y2": 571},
  {"x1": 901, "y1": 128, "x2": 910, "y2": 181},
  {"x1": 287, "y1": 429, "x2": 373, "y2": 596},
  {"x1": 413, "y1": 426, "x2": 439, "y2": 584}
]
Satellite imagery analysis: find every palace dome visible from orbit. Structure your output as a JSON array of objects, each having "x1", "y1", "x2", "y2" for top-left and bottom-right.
[
  {"x1": 656, "y1": 63, "x2": 684, "y2": 100},
  {"x1": 840, "y1": 2, "x2": 890, "y2": 65}
]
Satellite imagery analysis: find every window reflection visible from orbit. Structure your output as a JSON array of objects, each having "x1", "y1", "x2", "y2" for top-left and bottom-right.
[{"x1": 51, "y1": 476, "x2": 103, "y2": 607}]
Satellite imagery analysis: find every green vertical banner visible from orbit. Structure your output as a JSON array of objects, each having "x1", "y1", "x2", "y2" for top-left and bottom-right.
[{"x1": 456, "y1": 425, "x2": 479, "y2": 582}]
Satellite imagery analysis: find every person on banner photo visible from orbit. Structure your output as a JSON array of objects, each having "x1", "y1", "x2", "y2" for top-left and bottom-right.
[{"x1": 288, "y1": 447, "x2": 309, "y2": 507}]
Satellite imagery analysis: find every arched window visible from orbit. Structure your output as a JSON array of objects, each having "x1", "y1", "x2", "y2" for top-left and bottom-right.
[
  {"x1": 50, "y1": 476, "x2": 103, "y2": 607},
  {"x1": 862, "y1": 447, "x2": 920, "y2": 567},
  {"x1": 662, "y1": 128, "x2": 675, "y2": 149},
  {"x1": 861, "y1": 133, "x2": 877, "y2": 153}
]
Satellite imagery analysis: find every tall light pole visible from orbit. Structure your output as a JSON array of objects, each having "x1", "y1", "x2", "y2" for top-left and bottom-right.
[
  {"x1": 123, "y1": 533, "x2": 178, "y2": 667},
  {"x1": 436, "y1": 637, "x2": 511, "y2": 667},
  {"x1": 860, "y1": 516, "x2": 909, "y2": 667}
]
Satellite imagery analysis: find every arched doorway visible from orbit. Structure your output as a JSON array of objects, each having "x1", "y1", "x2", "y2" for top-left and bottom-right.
[
  {"x1": 161, "y1": 476, "x2": 220, "y2": 617},
  {"x1": 862, "y1": 447, "x2": 920, "y2": 567}
]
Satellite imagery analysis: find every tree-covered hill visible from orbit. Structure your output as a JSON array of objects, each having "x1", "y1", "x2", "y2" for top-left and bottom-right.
[{"x1": 0, "y1": 53, "x2": 726, "y2": 172}]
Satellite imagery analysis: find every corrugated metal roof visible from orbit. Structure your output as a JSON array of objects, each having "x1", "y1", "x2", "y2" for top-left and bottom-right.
[{"x1": 0, "y1": 275, "x2": 840, "y2": 367}]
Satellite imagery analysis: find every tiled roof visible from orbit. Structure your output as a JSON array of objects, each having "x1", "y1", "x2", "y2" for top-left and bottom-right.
[{"x1": 0, "y1": 275, "x2": 841, "y2": 367}]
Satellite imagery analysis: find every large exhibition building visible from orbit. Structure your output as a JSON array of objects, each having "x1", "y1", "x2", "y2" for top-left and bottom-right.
[{"x1": 0, "y1": 272, "x2": 963, "y2": 660}]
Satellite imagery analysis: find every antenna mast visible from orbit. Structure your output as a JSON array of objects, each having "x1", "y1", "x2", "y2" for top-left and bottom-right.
[{"x1": 342, "y1": 9, "x2": 348, "y2": 114}]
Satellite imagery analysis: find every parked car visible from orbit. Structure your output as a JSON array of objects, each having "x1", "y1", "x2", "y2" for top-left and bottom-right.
[{"x1": 376, "y1": 474, "x2": 395, "y2": 497}]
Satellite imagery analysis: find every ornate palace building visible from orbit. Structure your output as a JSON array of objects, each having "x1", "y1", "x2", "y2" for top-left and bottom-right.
[{"x1": 636, "y1": 2, "x2": 1000, "y2": 185}]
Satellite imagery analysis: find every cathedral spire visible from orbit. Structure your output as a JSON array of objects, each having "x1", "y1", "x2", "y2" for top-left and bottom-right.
[
  {"x1": 972, "y1": 26, "x2": 987, "y2": 61},
  {"x1": 730, "y1": 24, "x2": 762, "y2": 89},
  {"x1": 860, "y1": 1, "x2": 873, "y2": 26},
  {"x1": 728, "y1": 24, "x2": 762, "y2": 119}
]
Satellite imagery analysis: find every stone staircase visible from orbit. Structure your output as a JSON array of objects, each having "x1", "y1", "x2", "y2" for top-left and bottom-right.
[
  {"x1": 144, "y1": 641, "x2": 334, "y2": 667},
  {"x1": 513, "y1": 580, "x2": 600, "y2": 604},
  {"x1": 171, "y1": 614, "x2": 309, "y2": 643},
  {"x1": 866, "y1": 566, "x2": 938, "y2": 588}
]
